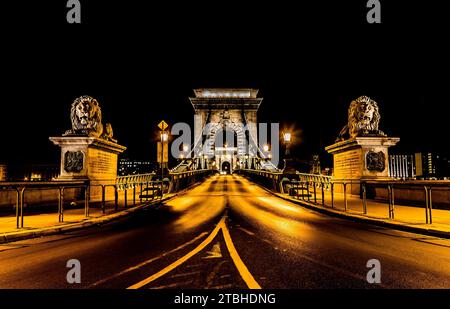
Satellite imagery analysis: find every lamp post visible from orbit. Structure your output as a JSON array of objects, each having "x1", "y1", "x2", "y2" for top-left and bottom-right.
[
  {"x1": 282, "y1": 131, "x2": 295, "y2": 174},
  {"x1": 160, "y1": 131, "x2": 169, "y2": 197},
  {"x1": 283, "y1": 132, "x2": 291, "y2": 156},
  {"x1": 158, "y1": 120, "x2": 169, "y2": 198}
]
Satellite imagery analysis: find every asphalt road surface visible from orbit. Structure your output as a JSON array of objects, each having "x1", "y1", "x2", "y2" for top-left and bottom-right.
[{"x1": 0, "y1": 174, "x2": 449, "y2": 289}]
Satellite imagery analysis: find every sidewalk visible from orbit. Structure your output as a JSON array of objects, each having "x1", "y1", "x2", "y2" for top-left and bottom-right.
[
  {"x1": 275, "y1": 190, "x2": 450, "y2": 238},
  {"x1": 0, "y1": 194, "x2": 176, "y2": 244}
]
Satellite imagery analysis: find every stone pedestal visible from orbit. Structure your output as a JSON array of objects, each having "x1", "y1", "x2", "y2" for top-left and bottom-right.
[
  {"x1": 325, "y1": 137, "x2": 399, "y2": 195},
  {"x1": 50, "y1": 136, "x2": 126, "y2": 200}
]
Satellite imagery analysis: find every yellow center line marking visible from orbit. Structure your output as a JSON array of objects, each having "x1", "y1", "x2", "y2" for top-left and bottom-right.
[
  {"x1": 127, "y1": 217, "x2": 225, "y2": 289},
  {"x1": 126, "y1": 216, "x2": 262, "y2": 290},
  {"x1": 221, "y1": 220, "x2": 261, "y2": 289},
  {"x1": 90, "y1": 231, "x2": 208, "y2": 287}
]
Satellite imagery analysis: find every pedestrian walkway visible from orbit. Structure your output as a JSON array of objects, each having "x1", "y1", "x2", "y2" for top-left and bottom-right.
[
  {"x1": 278, "y1": 189, "x2": 450, "y2": 235},
  {"x1": 0, "y1": 207, "x2": 116, "y2": 234},
  {"x1": 0, "y1": 194, "x2": 176, "y2": 243}
]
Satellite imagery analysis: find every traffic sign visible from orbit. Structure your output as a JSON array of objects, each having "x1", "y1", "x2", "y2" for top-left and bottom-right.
[{"x1": 158, "y1": 120, "x2": 169, "y2": 131}]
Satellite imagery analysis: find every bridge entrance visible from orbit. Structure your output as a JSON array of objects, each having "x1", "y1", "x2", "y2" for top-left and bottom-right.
[
  {"x1": 171, "y1": 88, "x2": 278, "y2": 173},
  {"x1": 190, "y1": 88, "x2": 261, "y2": 173},
  {"x1": 221, "y1": 161, "x2": 231, "y2": 174}
]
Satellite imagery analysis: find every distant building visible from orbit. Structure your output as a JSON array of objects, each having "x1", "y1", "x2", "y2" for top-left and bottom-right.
[
  {"x1": 389, "y1": 154, "x2": 415, "y2": 179},
  {"x1": 118, "y1": 159, "x2": 153, "y2": 176},
  {"x1": 5, "y1": 164, "x2": 59, "y2": 181},
  {"x1": 0, "y1": 164, "x2": 7, "y2": 181},
  {"x1": 389, "y1": 152, "x2": 450, "y2": 180},
  {"x1": 415, "y1": 152, "x2": 450, "y2": 179}
]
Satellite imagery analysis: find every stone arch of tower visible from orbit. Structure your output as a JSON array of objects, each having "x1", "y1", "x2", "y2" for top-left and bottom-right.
[{"x1": 203, "y1": 120, "x2": 247, "y2": 157}]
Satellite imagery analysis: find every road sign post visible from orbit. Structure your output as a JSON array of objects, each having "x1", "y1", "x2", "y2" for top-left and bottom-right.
[{"x1": 157, "y1": 120, "x2": 169, "y2": 198}]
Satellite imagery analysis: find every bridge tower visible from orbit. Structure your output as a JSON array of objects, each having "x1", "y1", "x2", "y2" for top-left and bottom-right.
[{"x1": 190, "y1": 88, "x2": 262, "y2": 174}]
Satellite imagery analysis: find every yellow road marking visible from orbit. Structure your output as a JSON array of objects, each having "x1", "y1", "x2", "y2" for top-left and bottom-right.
[
  {"x1": 126, "y1": 216, "x2": 261, "y2": 289},
  {"x1": 221, "y1": 220, "x2": 262, "y2": 289},
  {"x1": 127, "y1": 217, "x2": 225, "y2": 289},
  {"x1": 90, "y1": 232, "x2": 208, "y2": 287}
]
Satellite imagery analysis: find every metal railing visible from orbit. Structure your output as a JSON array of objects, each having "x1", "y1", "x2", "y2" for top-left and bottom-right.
[
  {"x1": 170, "y1": 169, "x2": 215, "y2": 192},
  {"x1": 0, "y1": 170, "x2": 214, "y2": 230},
  {"x1": 0, "y1": 180, "x2": 88, "y2": 228},
  {"x1": 240, "y1": 169, "x2": 450, "y2": 225}
]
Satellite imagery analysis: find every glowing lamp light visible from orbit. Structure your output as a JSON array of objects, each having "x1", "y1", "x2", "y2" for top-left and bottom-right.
[
  {"x1": 183, "y1": 145, "x2": 189, "y2": 152},
  {"x1": 161, "y1": 132, "x2": 169, "y2": 142},
  {"x1": 283, "y1": 132, "x2": 291, "y2": 143},
  {"x1": 263, "y1": 144, "x2": 269, "y2": 152}
]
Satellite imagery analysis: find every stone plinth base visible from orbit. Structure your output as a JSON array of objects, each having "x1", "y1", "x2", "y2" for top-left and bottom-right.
[
  {"x1": 50, "y1": 136, "x2": 126, "y2": 200},
  {"x1": 325, "y1": 137, "x2": 400, "y2": 195}
]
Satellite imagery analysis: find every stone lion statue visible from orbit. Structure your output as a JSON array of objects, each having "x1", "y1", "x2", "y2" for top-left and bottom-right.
[
  {"x1": 336, "y1": 96, "x2": 385, "y2": 142},
  {"x1": 64, "y1": 95, "x2": 117, "y2": 142}
]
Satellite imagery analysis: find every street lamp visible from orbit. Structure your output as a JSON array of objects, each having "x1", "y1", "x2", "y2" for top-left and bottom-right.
[
  {"x1": 282, "y1": 131, "x2": 295, "y2": 174},
  {"x1": 283, "y1": 132, "x2": 292, "y2": 156},
  {"x1": 161, "y1": 132, "x2": 169, "y2": 142},
  {"x1": 263, "y1": 144, "x2": 270, "y2": 152},
  {"x1": 183, "y1": 144, "x2": 189, "y2": 153}
]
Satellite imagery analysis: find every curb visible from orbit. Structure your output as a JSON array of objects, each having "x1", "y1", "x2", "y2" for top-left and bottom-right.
[
  {"x1": 243, "y1": 178, "x2": 450, "y2": 239},
  {"x1": 0, "y1": 194, "x2": 177, "y2": 245}
]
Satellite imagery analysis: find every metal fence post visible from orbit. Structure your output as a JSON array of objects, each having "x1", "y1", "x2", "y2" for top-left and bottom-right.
[
  {"x1": 101, "y1": 185, "x2": 106, "y2": 214},
  {"x1": 124, "y1": 185, "x2": 128, "y2": 208},
  {"x1": 15, "y1": 187, "x2": 24, "y2": 229},
  {"x1": 388, "y1": 185, "x2": 395, "y2": 220},
  {"x1": 114, "y1": 185, "x2": 118, "y2": 211},
  {"x1": 313, "y1": 181, "x2": 317, "y2": 204},
  {"x1": 58, "y1": 187, "x2": 65, "y2": 222},
  {"x1": 428, "y1": 187, "x2": 433, "y2": 224},
  {"x1": 301, "y1": 181, "x2": 305, "y2": 200},
  {"x1": 306, "y1": 181, "x2": 310, "y2": 202},
  {"x1": 20, "y1": 187, "x2": 25, "y2": 228},
  {"x1": 84, "y1": 185, "x2": 90, "y2": 217},
  {"x1": 425, "y1": 186, "x2": 433, "y2": 224},
  {"x1": 343, "y1": 183, "x2": 347, "y2": 212},
  {"x1": 321, "y1": 182, "x2": 325, "y2": 206},
  {"x1": 362, "y1": 182, "x2": 367, "y2": 215},
  {"x1": 331, "y1": 183, "x2": 334, "y2": 209}
]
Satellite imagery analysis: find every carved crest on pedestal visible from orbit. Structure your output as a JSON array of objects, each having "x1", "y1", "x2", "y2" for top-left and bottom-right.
[
  {"x1": 366, "y1": 150, "x2": 386, "y2": 172},
  {"x1": 64, "y1": 151, "x2": 84, "y2": 173}
]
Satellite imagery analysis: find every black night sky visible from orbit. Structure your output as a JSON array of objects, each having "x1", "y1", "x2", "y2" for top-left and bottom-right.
[{"x1": 1, "y1": 1, "x2": 449, "y2": 168}]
